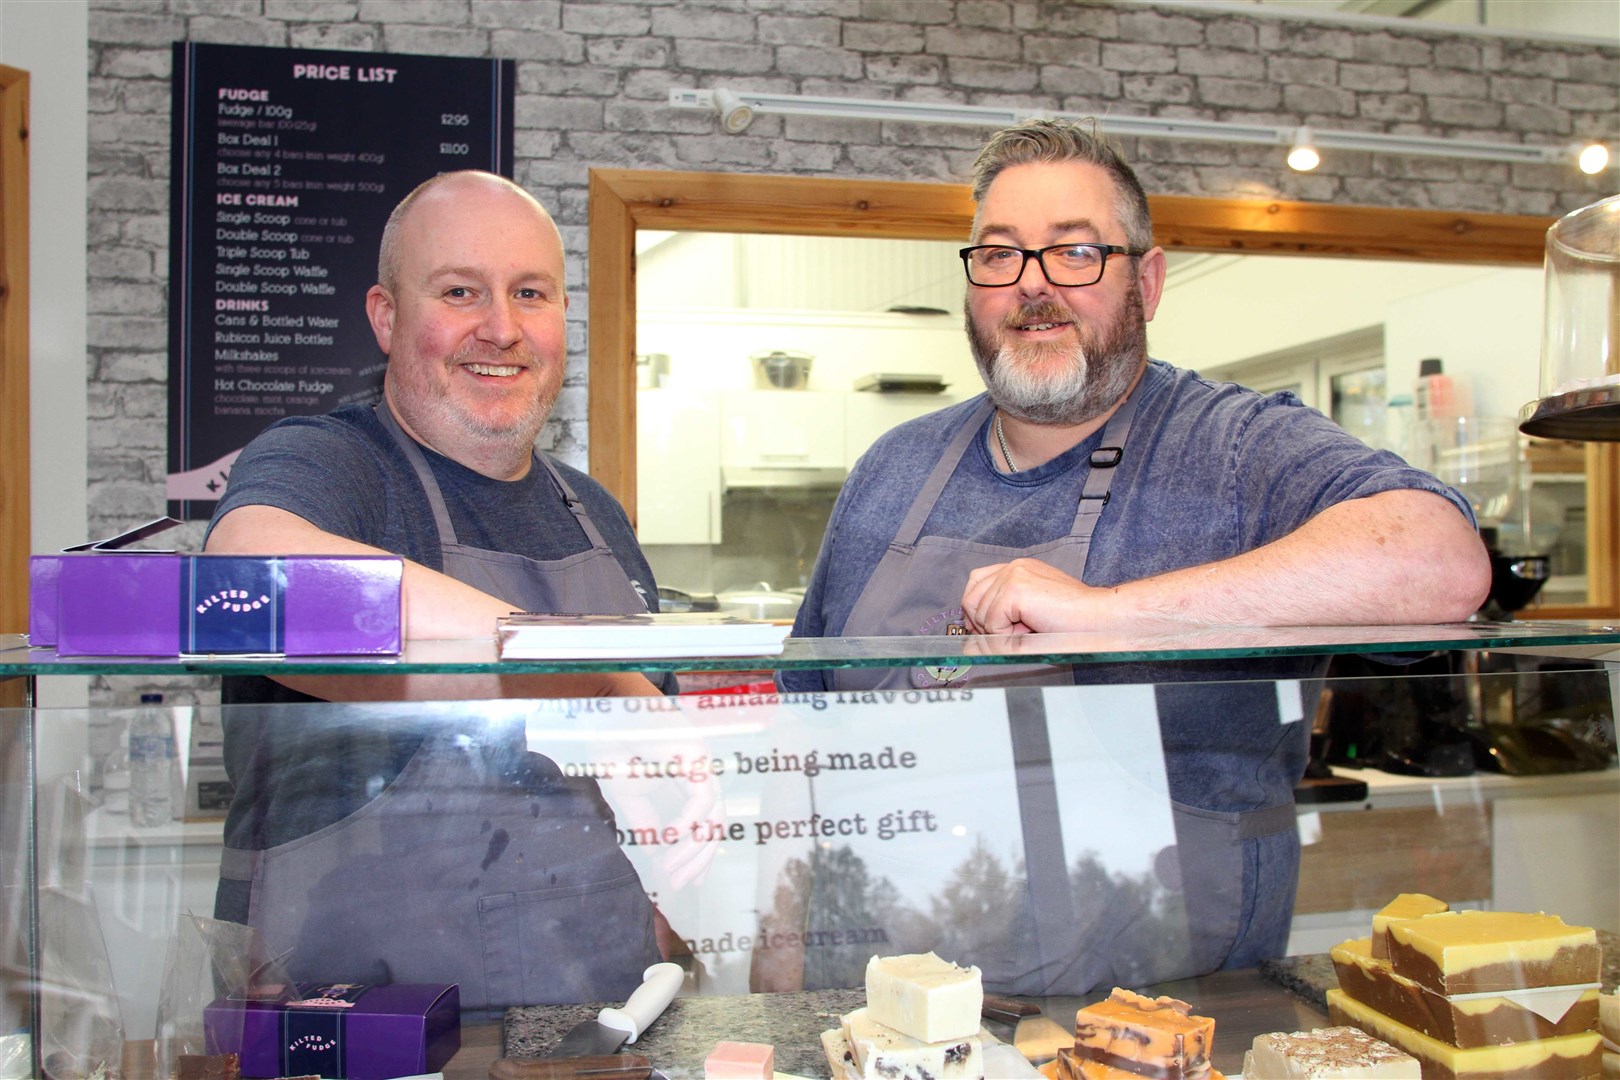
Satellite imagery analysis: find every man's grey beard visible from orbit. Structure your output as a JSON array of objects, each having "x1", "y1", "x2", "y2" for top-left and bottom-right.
[{"x1": 967, "y1": 285, "x2": 1147, "y2": 427}]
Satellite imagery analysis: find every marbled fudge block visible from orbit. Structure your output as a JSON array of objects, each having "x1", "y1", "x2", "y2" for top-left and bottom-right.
[
  {"x1": 1372, "y1": 894, "x2": 1450, "y2": 960},
  {"x1": 841, "y1": 1008, "x2": 983, "y2": 1080},
  {"x1": 865, "y1": 952, "x2": 983, "y2": 1044},
  {"x1": 1072, "y1": 988, "x2": 1214, "y2": 1080},
  {"x1": 1053, "y1": 1046, "x2": 1226, "y2": 1080},
  {"x1": 1240, "y1": 1026, "x2": 1420, "y2": 1078},
  {"x1": 1331, "y1": 936, "x2": 1599, "y2": 1047},
  {"x1": 1386, "y1": 910, "x2": 1599, "y2": 995},
  {"x1": 1327, "y1": 988, "x2": 1601, "y2": 1080}
]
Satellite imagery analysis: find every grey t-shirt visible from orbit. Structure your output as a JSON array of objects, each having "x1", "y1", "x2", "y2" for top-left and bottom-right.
[{"x1": 783, "y1": 360, "x2": 1474, "y2": 812}]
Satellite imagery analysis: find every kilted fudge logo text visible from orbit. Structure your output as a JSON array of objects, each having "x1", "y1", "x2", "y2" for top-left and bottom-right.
[{"x1": 195, "y1": 587, "x2": 273, "y2": 615}]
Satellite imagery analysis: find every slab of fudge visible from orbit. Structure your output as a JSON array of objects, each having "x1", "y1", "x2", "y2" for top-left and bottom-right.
[
  {"x1": 704, "y1": 1040, "x2": 774, "y2": 1079},
  {"x1": 1239, "y1": 1026, "x2": 1420, "y2": 1078},
  {"x1": 1601, "y1": 988, "x2": 1618, "y2": 1080},
  {"x1": 823, "y1": 1025, "x2": 987, "y2": 1080},
  {"x1": 1327, "y1": 988, "x2": 1601, "y2": 1080},
  {"x1": 1332, "y1": 936, "x2": 1600, "y2": 1047},
  {"x1": 1052, "y1": 1046, "x2": 1226, "y2": 1080},
  {"x1": 840, "y1": 1007, "x2": 984, "y2": 1080},
  {"x1": 1385, "y1": 909, "x2": 1599, "y2": 995},
  {"x1": 1071, "y1": 988, "x2": 1215, "y2": 1080},
  {"x1": 866, "y1": 952, "x2": 983, "y2": 1044},
  {"x1": 1371, "y1": 894, "x2": 1450, "y2": 960},
  {"x1": 175, "y1": 1054, "x2": 241, "y2": 1080}
]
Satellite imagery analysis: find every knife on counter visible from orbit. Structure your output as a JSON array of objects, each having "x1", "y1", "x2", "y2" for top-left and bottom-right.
[{"x1": 490, "y1": 962, "x2": 684, "y2": 1080}]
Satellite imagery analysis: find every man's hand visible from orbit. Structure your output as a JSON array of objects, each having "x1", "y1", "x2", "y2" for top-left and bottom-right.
[{"x1": 961, "y1": 558, "x2": 1119, "y2": 635}]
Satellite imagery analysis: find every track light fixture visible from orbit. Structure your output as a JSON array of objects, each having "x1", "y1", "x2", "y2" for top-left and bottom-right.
[
  {"x1": 712, "y1": 88, "x2": 754, "y2": 134},
  {"x1": 669, "y1": 88, "x2": 1606, "y2": 175},
  {"x1": 1286, "y1": 127, "x2": 1321, "y2": 172}
]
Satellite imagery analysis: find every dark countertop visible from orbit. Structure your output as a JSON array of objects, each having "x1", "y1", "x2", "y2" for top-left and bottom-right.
[{"x1": 500, "y1": 968, "x2": 1328, "y2": 1079}]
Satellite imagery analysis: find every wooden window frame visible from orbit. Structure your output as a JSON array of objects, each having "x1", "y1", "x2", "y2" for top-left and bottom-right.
[
  {"x1": 586, "y1": 168, "x2": 1616, "y2": 619},
  {"x1": 1, "y1": 65, "x2": 29, "y2": 707}
]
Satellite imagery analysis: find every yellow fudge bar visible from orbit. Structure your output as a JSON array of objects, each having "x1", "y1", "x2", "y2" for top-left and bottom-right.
[
  {"x1": 865, "y1": 952, "x2": 983, "y2": 1044},
  {"x1": 1331, "y1": 937, "x2": 1600, "y2": 1047},
  {"x1": 1240, "y1": 1026, "x2": 1420, "y2": 1078},
  {"x1": 1072, "y1": 988, "x2": 1215, "y2": 1080},
  {"x1": 1385, "y1": 909, "x2": 1599, "y2": 995},
  {"x1": 1371, "y1": 894, "x2": 1450, "y2": 960},
  {"x1": 840, "y1": 1007, "x2": 984, "y2": 1080},
  {"x1": 1327, "y1": 989, "x2": 1601, "y2": 1080}
]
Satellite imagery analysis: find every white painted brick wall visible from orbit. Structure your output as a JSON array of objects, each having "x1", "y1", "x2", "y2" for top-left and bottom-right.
[{"x1": 82, "y1": 0, "x2": 1616, "y2": 549}]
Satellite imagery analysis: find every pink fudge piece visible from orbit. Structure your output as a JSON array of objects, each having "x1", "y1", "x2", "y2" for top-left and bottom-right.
[{"x1": 705, "y1": 1040, "x2": 775, "y2": 1079}]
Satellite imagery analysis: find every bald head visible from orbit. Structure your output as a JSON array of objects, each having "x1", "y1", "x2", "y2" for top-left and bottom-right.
[{"x1": 377, "y1": 171, "x2": 563, "y2": 294}]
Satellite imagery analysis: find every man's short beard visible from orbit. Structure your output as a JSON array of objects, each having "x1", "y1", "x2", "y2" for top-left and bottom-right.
[
  {"x1": 968, "y1": 285, "x2": 1147, "y2": 427},
  {"x1": 393, "y1": 341, "x2": 560, "y2": 463}
]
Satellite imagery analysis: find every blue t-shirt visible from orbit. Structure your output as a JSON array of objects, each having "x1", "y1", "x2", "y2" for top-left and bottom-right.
[{"x1": 783, "y1": 360, "x2": 1474, "y2": 812}]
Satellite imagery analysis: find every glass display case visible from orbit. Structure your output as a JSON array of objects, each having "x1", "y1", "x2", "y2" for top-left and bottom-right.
[{"x1": 3, "y1": 622, "x2": 1617, "y2": 1078}]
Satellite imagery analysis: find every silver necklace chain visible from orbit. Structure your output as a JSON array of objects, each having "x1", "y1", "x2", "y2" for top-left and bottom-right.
[{"x1": 994, "y1": 410, "x2": 1018, "y2": 473}]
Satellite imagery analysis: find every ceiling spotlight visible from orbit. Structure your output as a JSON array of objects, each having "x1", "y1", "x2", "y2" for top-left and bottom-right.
[
  {"x1": 1577, "y1": 141, "x2": 1610, "y2": 175},
  {"x1": 1287, "y1": 126, "x2": 1321, "y2": 172},
  {"x1": 713, "y1": 88, "x2": 754, "y2": 134}
]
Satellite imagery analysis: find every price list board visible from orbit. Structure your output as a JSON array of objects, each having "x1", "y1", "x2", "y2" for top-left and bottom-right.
[{"x1": 166, "y1": 42, "x2": 514, "y2": 520}]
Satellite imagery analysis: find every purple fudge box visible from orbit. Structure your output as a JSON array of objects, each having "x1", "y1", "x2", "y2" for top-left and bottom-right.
[
  {"x1": 204, "y1": 982, "x2": 460, "y2": 1080},
  {"x1": 32, "y1": 552, "x2": 402, "y2": 656}
]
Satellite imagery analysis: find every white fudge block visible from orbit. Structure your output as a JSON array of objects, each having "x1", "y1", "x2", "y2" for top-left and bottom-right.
[
  {"x1": 841, "y1": 1008, "x2": 984, "y2": 1080},
  {"x1": 865, "y1": 952, "x2": 983, "y2": 1043},
  {"x1": 1246, "y1": 1027, "x2": 1422, "y2": 1079}
]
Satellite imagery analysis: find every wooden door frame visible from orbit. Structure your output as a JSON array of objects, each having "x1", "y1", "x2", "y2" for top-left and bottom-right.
[
  {"x1": 587, "y1": 168, "x2": 1616, "y2": 618},
  {"x1": 1, "y1": 65, "x2": 29, "y2": 706}
]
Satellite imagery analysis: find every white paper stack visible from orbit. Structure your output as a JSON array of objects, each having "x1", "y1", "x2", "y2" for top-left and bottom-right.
[{"x1": 496, "y1": 611, "x2": 791, "y2": 660}]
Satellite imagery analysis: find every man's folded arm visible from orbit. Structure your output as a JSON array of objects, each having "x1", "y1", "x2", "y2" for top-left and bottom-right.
[
  {"x1": 962, "y1": 488, "x2": 1492, "y2": 634},
  {"x1": 207, "y1": 504, "x2": 659, "y2": 700}
]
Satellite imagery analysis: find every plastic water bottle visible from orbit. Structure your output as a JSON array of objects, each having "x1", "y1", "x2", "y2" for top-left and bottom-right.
[{"x1": 128, "y1": 692, "x2": 175, "y2": 826}]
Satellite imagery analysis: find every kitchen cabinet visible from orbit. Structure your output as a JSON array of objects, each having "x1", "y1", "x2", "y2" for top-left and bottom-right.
[
  {"x1": 637, "y1": 388, "x2": 722, "y2": 544},
  {"x1": 844, "y1": 392, "x2": 958, "y2": 463},
  {"x1": 4, "y1": 622, "x2": 1617, "y2": 1075},
  {"x1": 719, "y1": 390, "x2": 845, "y2": 476}
]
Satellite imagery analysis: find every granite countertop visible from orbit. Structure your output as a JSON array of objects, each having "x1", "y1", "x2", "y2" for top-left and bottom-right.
[
  {"x1": 504, "y1": 987, "x2": 865, "y2": 1079},
  {"x1": 502, "y1": 936, "x2": 1620, "y2": 1079}
]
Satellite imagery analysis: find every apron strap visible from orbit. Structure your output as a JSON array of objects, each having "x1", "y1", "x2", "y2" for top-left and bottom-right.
[
  {"x1": 531, "y1": 454, "x2": 617, "y2": 553},
  {"x1": 891, "y1": 399, "x2": 995, "y2": 547},
  {"x1": 375, "y1": 401, "x2": 466, "y2": 552},
  {"x1": 1070, "y1": 380, "x2": 1142, "y2": 539}
]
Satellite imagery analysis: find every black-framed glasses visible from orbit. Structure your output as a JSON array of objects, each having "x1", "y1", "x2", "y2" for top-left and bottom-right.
[{"x1": 959, "y1": 243, "x2": 1146, "y2": 288}]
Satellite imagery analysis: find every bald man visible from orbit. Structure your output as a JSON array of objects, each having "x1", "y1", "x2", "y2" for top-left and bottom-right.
[{"x1": 204, "y1": 172, "x2": 676, "y2": 1007}]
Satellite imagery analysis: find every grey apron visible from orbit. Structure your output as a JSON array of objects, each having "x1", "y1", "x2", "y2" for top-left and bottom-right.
[
  {"x1": 219, "y1": 404, "x2": 659, "y2": 1009},
  {"x1": 834, "y1": 393, "x2": 1136, "y2": 692},
  {"x1": 826, "y1": 390, "x2": 1293, "y2": 994}
]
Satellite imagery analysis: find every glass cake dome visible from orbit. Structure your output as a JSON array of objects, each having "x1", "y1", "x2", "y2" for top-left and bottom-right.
[{"x1": 1519, "y1": 193, "x2": 1620, "y2": 441}]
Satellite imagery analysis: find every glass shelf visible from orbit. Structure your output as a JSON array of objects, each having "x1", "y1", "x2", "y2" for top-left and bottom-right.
[{"x1": 4, "y1": 619, "x2": 1618, "y2": 678}]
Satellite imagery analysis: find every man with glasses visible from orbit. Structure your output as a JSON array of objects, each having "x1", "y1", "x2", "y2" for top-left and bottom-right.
[{"x1": 779, "y1": 120, "x2": 1488, "y2": 992}]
